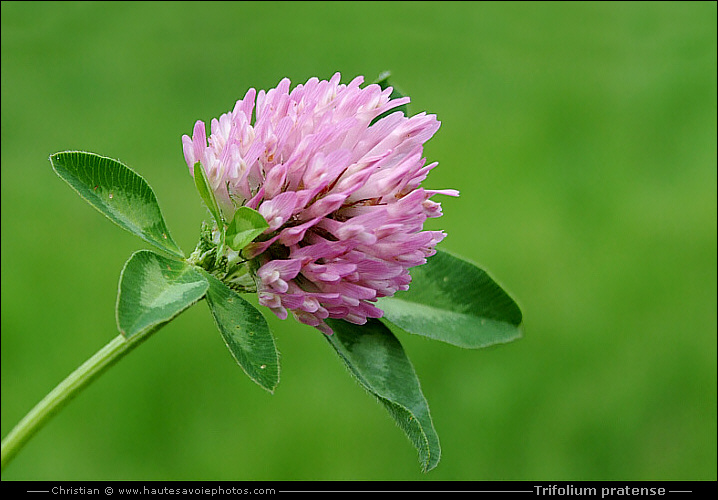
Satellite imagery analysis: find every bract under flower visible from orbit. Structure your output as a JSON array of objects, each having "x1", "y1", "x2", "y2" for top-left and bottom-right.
[{"x1": 183, "y1": 73, "x2": 458, "y2": 334}]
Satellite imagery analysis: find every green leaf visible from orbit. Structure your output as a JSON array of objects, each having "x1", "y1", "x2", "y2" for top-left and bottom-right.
[
  {"x1": 116, "y1": 250, "x2": 209, "y2": 339},
  {"x1": 225, "y1": 206, "x2": 269, "y2": 251},
  {"x1": 193, "y1": 161, "x2": 224, "y2": 229},
  {"x1": 325, "y1": 318, "x2": 441, "y2": 472},
  {"x1": 203, "y1": 272, "x2": 279, "y2": 393},
  {"x1": 50, "y1": 151, "x2": 184, "y2": 258},
  {"x1": 372, "y1": 71, "x2": 409, "y2": 122},
  {"x1": 377, "y1": 249, "x2": 523, "y2": 349}
]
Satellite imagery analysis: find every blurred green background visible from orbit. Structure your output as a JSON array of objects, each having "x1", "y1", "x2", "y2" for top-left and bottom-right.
[{"x1": 2, "y1": 1, "x2": 715, "y2": 481}]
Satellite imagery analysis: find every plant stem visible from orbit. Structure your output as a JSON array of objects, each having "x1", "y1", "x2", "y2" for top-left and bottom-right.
[{"x1": 1, "y1": 325, "x2": 161, "y2": 470}]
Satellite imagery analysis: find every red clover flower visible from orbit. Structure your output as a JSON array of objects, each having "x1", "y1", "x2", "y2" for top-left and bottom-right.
[{"x1": 182, "y1": 73, "x2": 458, "y2": 334}]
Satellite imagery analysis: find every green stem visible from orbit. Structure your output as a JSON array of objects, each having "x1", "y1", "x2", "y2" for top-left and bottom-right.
[{"x1": 1, "y1": 325, "x2": 161, "y2": 470}]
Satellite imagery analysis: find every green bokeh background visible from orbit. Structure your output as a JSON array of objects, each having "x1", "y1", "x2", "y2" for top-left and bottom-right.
[{"x1": 2, "y1": 1, "x2": 715, "y2": 481}]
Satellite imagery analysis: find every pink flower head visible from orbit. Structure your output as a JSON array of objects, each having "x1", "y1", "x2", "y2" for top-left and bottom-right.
[{"x1": 183, "y1": 73, "x2": 458, "y2": 334}]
